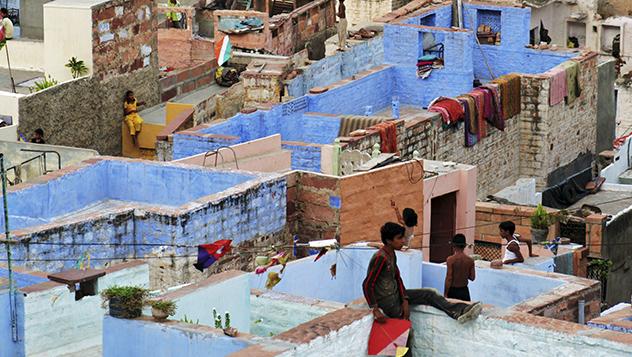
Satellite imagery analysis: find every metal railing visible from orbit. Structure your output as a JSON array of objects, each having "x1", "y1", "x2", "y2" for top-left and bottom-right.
[
  {"x1": 3, "y1": 149, "x2": 62, "y2": 185},
  {"x1": 202, "y1": 146, "x2": 239, "y2": 170}
]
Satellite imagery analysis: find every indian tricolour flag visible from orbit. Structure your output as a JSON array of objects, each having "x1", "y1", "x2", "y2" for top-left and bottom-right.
[{"x1": 214, "y1": 35, "x2": 232, "y2": 66}]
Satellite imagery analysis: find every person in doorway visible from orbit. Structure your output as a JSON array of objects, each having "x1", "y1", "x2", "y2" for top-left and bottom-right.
[
  {"x1": 363, "y1": 222, "x2": 482, "y2": 325},
  {"x1": 498, "y1": 221, "x2": 525, "y2": 265},
  {"x1": 167, "y1": 0, "x2": 184, "y2": 29},
  {"x1": 444, "y1": 234, "x2": 475, "y2": 301},
  {"x1": 336, "y1": 0, "x2": 347, "y2": 51},
  {"x1": 0, "y1": 8, "x2": 14, "y2": 40},
  {"x1": 30, "y1": 128, "x2": 45, "y2": 144},
  {"x1": 123, "y1": 90, "x2": 145, "y2": 146}
]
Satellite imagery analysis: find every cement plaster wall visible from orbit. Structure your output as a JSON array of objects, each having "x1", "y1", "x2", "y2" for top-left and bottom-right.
[
  {"x1": 249, "y1": 248, "x2": 423, "y2": 304},
  {"x1": 1, "y1": 159, "x2": 287, "y2": 275},
  {"x1": 421, "y1": 262, "x2": 562, "y2": 308},
  {"x1": 102, "y1": 316, "x2": 252, "y2": 357},
  {"x1": 161, "y1": 273, "x2": 251, "y2": 333}
]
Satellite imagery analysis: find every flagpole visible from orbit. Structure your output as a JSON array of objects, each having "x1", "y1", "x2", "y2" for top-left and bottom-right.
[{"x1": 4, "y1": 42, "x2": 16, "y2": 93}]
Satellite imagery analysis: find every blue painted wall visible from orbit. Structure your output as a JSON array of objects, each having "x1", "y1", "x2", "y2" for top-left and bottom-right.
[
  {"x1": 421, "y1": 262, "x2": 563, "y2": 308},
  {"x1": 0, "y1": 162, "x2": 287, "y2": 273},
  {"x1": 0, "y1": 291, "x2": 25, "y2": 357},
  {"x1": 249, "y1": 248, "x2": 423, "y2": 304},
  {"x1": 102, "y1": 316, "x2": 251, "y2": 357},
  {"x1": 461, "y1": 4, "x2": 574, "y2": 79},
  {"x1": 167, "y1": 274, "x2": 251, "y2": 333},
  {"x1": 1, "y1": 161, "x2": 254, "y2": 231},
  {"x1": 0, "y1": 269, "x2": 47, "y2": 288},
  {"x1": 174, "y1": 4, "x2": 580, "y2": 167},
  {"x1": 307, "y1": 68, "x2": 393, "y2": 115},
  {"x1": 402, "y1": 4, "x2": 452, "y2": 28},
  {"x1": 287, "y1": 37, "x2": 384, "y2": 98},
  {"x1": 384, "y1": 24, "x2": 474, "y2": 107}
]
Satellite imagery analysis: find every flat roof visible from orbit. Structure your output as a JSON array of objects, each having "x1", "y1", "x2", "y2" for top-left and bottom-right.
[
  {"x1": 569, "y1": 190, "x2": 632, "y2": 216},
  {"x1": 44, "y1": 0, "x2": 111, "y2": 10}
]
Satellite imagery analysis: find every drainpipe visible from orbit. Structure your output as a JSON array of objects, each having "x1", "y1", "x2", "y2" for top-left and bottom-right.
[
  {"x1": 1, "y1": 154, "x2": 18, "y2": 341},
  {"x1": 578, "y1": 299, "x2": 585, "y2": 324}
]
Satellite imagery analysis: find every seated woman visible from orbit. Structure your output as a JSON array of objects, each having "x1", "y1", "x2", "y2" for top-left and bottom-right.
[{"x1": 123, "y1": 90, "x2": 145, "y2": 147}]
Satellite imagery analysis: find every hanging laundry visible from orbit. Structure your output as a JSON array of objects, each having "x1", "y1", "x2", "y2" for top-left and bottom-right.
[
  {"x1": 468, "y1": 89, "x2": 488, "y2": 139},
  {"x1": 457, "y1": 96, "x2": 478, "y2": 147},
  {"x1": 492, "y1": 74, "x2": 521, "y2": 120},
  {"x1": 548, "y1": 66, "x2": 567, "y2": 106},
  {"x1": 562, "y1": 60, "x2": 581, "y2": 105},
  {"x1": 265, "y1": 272, "x2": 282, "y2": 289},
  {"x1": 373, "y1": 121, "x2": 398, "y2": 153},
  {"x1": 428, "y1": 97, "x2": 464, "y2": 125},
  {"x1": 193, "y1": 239, "x2": 232, "y2": 272},
  {"x1": 480, "y1": 83, "x2": 504, "y2": 130}
]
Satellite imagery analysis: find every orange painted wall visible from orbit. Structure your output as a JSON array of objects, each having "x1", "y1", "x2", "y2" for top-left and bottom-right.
[{"x1": 339, "y1": 162, "x2": 424, "y2": 248}]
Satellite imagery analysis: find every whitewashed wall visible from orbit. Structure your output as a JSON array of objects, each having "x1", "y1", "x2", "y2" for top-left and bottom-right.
[{"x1": 23, "y1": 263, "x2": 149, "y2": 357}]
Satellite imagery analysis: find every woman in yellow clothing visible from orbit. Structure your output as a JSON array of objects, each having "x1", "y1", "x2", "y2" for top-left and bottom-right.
[{"x1": 123, "y1": 90, "x2": 145, "y2": 146}]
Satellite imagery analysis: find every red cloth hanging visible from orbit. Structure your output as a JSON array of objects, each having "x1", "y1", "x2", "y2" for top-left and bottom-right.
[
  {"x1": 428, "y1": 98, "x2": 464, "y2": 124},
  {"x1": 373, "y1": 121, "x2": 398, "y2": 153}
]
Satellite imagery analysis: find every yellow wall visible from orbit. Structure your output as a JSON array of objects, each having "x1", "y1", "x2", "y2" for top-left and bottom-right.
[
  {"x1": 121, "y1": 103, "x2": 193, "y2": 159},
  {"x1": 166, "y1": 103, "x2": 193, "y2": 123}
]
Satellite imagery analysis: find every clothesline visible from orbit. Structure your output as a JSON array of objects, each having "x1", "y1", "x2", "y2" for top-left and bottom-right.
[{"x1": 428, "y1": 73, "x2": 521, "y2": 147}]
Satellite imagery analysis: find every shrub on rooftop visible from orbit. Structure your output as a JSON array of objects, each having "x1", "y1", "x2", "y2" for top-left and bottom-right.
[
  {"x1": 150, "y1": 299, "x2": 177, "y2": 321},
  {"x1": 101, "y1": 285, "x2": 149, "y2": 319}
]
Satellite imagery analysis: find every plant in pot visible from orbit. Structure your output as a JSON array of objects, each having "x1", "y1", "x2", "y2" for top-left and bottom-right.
[
  {"x1": 150, "y1": 299, "x2": 177, "y2": 321},
  {"x1": 530, "y1": 204, "x2": 552, "y2": 244},
  {"x1": 101, "y1": 286, "x2": 149, "y2": 319}
]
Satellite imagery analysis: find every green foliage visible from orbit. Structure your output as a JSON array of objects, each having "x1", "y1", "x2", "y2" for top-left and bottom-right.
[
  {"x1": 530, "y1": 204, "x2": 552, "y2": 229},
  {"x1": 101, "y1": 285, "x2": 149, "y2": 316},
  {"x1": 589, "y1": 258, "x2": 613, "y2": 281},
  {"x1": 225, "y1": 311, "x2": 231, "y2": 329},
  {"x1": 150, "y1": 299, "x2": 177, "y2": 316},
  {"x1": 65, "y1": 57, "x2": 89, "y2": 79},
  {"x1": 30, "y1": 75, "x2": 58, "y2": 93},
  {"x1": 212, "y1": 307, "x2": 231, "y2": 329},
  {"x1": 180, "y1": 315, "x2": 199, "y2": 324}
]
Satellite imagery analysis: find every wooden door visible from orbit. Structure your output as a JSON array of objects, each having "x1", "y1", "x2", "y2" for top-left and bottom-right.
[{"x1": 430, "y1": 192, "x2": 456, "y2": 263}]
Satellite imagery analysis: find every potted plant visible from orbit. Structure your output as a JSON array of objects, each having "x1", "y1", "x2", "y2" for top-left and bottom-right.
[
  {"x1": 101, "y1": 286, "x2": 149, "y2": 319},
  {"x1": 150, "y1": 299, "x2": 177, "y2": 321},
  {"x1": 530, "y1": 204, "x2": 552, "y2": 244}
]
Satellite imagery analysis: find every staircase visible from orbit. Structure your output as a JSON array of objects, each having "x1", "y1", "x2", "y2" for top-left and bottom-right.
[{"x1": 271, "y1": 0, "x2": 295, "y2": 15}]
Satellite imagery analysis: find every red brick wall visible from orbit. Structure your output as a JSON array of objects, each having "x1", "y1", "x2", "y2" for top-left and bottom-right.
[
  {"x1": 287, "y1": 171, "x2": 341, "y2": 246},
  {"x1": 92, "y1": 0, "x2": 158, "y2": 80},
  {"x1": 159, "y1": 61, "x2": 215, "y2": 102},
  {"x1": 514, "y1": 274, "x2": 602, "y2": 323},
  {"x1": 475, "y1": 202, "x2": 560, "y2": 245}
]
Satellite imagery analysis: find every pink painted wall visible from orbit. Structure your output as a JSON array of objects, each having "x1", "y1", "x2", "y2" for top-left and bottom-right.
[
  {"x1": 422, "y1": 164, "x2": 477, "y2": 261},
  {"x1": 174, "y1": 134, "x2": 292, "y2": 172}
]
